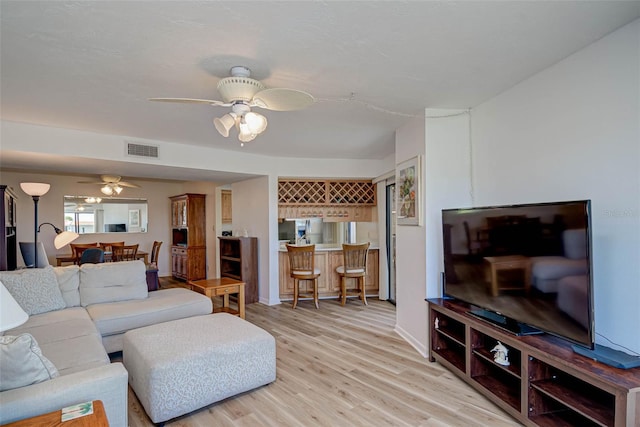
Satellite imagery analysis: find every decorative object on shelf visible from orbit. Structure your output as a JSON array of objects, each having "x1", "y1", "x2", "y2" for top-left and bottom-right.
[
  {"x1": 434, "y1": 316, "x2": 439, "y2": 330},
  {"x1": 490, "y1": 341, "x2": 510, "y2": 366},
  {"x1": 20, "y1": 182, "x2": 51, "y2": 269},
  {"x1": 150, "y1": 66, "x2": 314, "y2": 147},
  {"x1": 396, "y1": 155, "x2": 422, "y2": 226}
]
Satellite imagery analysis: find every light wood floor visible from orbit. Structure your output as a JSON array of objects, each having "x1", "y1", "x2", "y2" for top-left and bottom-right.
[{"x1": 125, "y1": 278, "x2": 521, "y2": 427}]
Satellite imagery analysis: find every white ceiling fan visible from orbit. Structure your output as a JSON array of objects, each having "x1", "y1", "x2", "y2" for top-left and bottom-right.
[
  {"x1": 149, "y1": 66, "x2": 314, "y2": 146},
  {"x1": 78, "y1": 175, "x2": 140, "y2": 196}
]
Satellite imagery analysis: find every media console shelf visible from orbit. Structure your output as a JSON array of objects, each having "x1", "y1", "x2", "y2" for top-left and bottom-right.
[{"x1": 427, "y1": 298, "x2": 640, "y2": 427}]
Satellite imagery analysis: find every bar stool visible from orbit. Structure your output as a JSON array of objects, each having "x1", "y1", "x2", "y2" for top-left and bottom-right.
[
  {"x1": 336, "y1": 242, "x2": 370, "y2": 306},
  {"x1": 285, "y1": 244, "x2": 320, "y2": 309}
]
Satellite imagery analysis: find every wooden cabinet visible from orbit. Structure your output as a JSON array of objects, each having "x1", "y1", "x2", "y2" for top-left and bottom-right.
[
  {"x1": 221, "y1": 190, "x2": 232, "y2": 224},
  {"x1": 1, "y1": 185, "x2": 17, "y2": 271},
  {"x1": 279, "y1": 248, "x2": 379, "y2": 300},
  {"x1": 169, "y1": 193, "x2": 206, "y2": 281},
  {"x1": 218, "y1": 237, "x2": 258, "y2": 304},
  {"x1": 428, "y1": 298, "x2": 640, "y2": 427}
]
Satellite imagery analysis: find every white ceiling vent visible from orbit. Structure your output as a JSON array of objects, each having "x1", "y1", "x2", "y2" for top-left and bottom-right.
[{"x1": 126, "y1": 141, "x2": 159, "y2": 159}]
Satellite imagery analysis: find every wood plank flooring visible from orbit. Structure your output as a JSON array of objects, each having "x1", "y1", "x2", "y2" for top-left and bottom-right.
[{"x1": 125, "y1": 278, "x2": 521, "y2": 426}]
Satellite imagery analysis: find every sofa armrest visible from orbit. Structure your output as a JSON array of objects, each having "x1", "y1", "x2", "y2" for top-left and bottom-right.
[{"x1": 0, "y1": 362, "x2": 128, "y2": 427}]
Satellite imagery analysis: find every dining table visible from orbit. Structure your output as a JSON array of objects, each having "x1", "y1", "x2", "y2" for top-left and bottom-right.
[{"x1": 56, "y1": 250, "x2": 148, "y2": 266}]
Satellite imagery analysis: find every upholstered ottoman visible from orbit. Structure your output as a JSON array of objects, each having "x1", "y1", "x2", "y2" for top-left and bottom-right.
[{"x1": 122, "y1": 314, "x2": 276, "y2": 424}]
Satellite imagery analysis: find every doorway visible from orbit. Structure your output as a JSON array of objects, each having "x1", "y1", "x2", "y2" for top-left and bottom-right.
[{"x1": 386, "y1": 182, "x2": 396, "y2": 304}]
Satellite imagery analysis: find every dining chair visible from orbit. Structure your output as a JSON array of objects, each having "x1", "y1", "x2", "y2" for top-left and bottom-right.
[
  {"x1": 19, "y1": 242, "x2": 50, "y2": 268},
  {"x1": 150, "y1": 241, "x2": 163, "y2": 266},
  {"x1": 99, "y1": 241, "x2": 125, "y2": 253},
  {"x1": 79, "y1": 248, "x2": 105, "y2": 265},
  {"x1": 70, "y1": 243, "x2": 99, "y2": 265},
  {"x1": 285, "y1": 244, "x2": 320, "y2": 309},
  {"x1": 112, "y1": 244, "x2": 139, "y2": 262},
  {"x1": 336, "y1": 242, "x2": 370, "y2": 306}
]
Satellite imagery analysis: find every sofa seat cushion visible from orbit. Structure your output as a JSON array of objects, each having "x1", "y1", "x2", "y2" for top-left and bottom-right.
[
  {"x1": 87, "y1": 288, "x2": 213, "y2": 338},
  {"x1": 531, "y1": 256, "x2": 588, "y2": 280},
  {"x1": 80, "y1": 261, "x2": 148, "y2": 307},
  {"x1": 7, "y1": 307, "x2": 109, "y2": 376}
]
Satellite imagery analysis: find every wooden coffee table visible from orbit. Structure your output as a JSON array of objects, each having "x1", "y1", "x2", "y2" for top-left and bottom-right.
[
  {"x1": 188, "y1": 277, "x2": 245, "y2": 319},
  {"x1": 484, "y1": 255, "x2": 531, "y2": 297},
  {"x1": 3, "y1": 400, "x2": 108, "y2": 427}
]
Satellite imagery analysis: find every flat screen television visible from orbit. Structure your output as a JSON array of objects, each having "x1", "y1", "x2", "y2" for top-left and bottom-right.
[
  {"x1": 105, "y1": 223, "x2": 127, "y2": 232},
  {"x1": 442, "y1": 200, "x2": 594, "y2": 349}
]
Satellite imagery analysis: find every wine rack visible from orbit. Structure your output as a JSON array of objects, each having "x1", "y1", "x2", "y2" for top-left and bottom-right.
[{"x1": 278, "y1": 179, "x2": 376, "y2": 206}]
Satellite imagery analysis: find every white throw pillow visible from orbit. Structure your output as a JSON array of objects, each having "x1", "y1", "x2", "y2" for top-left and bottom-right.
[
  {"x1": 0, "y1": 266, "x2": 66, "y2": 315},
  {"x1": 0, "y1": 333, "x2": 59, "y2": 391}
]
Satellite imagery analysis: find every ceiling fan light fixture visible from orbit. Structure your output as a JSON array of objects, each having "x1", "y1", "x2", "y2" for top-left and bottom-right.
[
  {"x1": 244, "y1": 112, "x2": 267, "y2": 134},
  {"x1": 214, "y1": 113, "x2": 236, "y2": 137},
  {"x1": 114, "y1": 185, "x2": 123, "y2": 195},
  {"x1": 101, "y1": 185, "x2": 114, "y2": 196},
  {"x1": 238, "y1": 129, "x2": 257, "y2": 143}
]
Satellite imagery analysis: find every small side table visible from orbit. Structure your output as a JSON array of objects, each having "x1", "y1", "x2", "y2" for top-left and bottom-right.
[
  {"x1": 188, "y1": 277, "x2": 245, "y2": 319},
  {"x1": 484, "y1": 255, "x2": 532, "y2": 297},
  {"x1": 3, "y1": 400, "x2": 108, "y2": 427}
]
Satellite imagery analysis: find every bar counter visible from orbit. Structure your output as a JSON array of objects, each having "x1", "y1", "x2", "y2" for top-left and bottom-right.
[{"x1": 278, "y1": 244, "x2": 379, "y2": 301}]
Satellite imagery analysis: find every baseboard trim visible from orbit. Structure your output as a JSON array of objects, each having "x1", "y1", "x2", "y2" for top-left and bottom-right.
[{"x1": 395, "y1": 324, "x2": 428, "y2": 358}]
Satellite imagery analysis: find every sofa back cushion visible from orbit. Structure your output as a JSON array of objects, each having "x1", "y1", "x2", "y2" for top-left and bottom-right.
[
  {"x1": 80, "y1": 260, "x2": 148, "y2": 306},
  {"x1": 563, "y1": 229, "x2": 587, "y2": 260},
  {"x1": 0, "y1": 266, "x2": 66, "y2": 315},
  {"x1": 53, "y1": 265, "x2": 81, "y2": 307}
]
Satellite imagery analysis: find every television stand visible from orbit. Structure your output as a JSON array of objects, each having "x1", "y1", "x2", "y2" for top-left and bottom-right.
[
  {"x1": 468, "y1": 309, "x2": 543, "y2": 336},
  {"x1": 428, "y1": 298, "x2": 640, "y2": 426}
]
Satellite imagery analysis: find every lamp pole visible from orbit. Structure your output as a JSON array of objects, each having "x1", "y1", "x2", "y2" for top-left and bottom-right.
[{"x1": 32, "y1": 195, "x2": 40, "y2": 268}]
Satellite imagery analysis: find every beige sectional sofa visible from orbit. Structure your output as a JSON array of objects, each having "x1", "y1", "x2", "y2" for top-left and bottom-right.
[{"x1": 0, "y1": 261, "x2": 212, "y2": 426}]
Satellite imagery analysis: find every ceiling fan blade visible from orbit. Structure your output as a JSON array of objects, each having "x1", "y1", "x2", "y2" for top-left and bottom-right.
[
  {"x1": 148, "y1": 97, "x2": 230, "y2": 106},
  {"x1": 77, "y1": 180, "x2": 106, "y2": 185},
  {"x1": 118, "y1": 182, "x2": 141, "y2": 188},
  {"x1": 252, "y1": 88, "x2": 315, "y2": 111}
]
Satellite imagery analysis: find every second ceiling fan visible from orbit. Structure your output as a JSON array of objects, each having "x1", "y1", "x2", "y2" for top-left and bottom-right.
[{"x1": 150, "y1": 66, "x2": 314, "y2": 146}]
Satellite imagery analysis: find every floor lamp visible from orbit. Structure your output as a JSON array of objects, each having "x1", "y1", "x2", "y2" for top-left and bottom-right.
[{"x1": 20, "y1": 182, "x2": 51, "y2": 269}]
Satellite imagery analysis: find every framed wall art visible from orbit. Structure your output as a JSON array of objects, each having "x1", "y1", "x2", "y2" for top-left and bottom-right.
[
  {"x1": 128, "y1": 209, "x2": 141, "y2": 228},
  {"x1": 396, "y1": 155, "x2": 422, "y2": 226}
]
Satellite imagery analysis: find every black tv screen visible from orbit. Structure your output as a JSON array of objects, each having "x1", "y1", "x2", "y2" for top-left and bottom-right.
[{"x1": 442, "y1": 200, "x2": 594, "y2": 349}]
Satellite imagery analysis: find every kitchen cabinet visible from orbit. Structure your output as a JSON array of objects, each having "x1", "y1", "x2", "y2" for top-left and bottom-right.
[
  {"x1": 169, "y1": 193, "x2": 206, "y2": 281},
  {"x1": 221, "y1": 189, "x2": 232, "y2": 224}
]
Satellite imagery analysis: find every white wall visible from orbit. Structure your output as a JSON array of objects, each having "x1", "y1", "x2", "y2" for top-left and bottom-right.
[
  {"x1": 424, "y1": 108, "x2": 472, "y2": 302},
  {"x1": 394, "y1": 109, "x2": 471, "y2": 357},
  {"x1": 394, "y1": 116, "x2": 428, "y2": 355},
  {"x1": 470, "y1": 20, "x2": 640, "y2": 354},
  {"x1": 231, "y1": 176, "x2": 273, "y2": 305}
]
